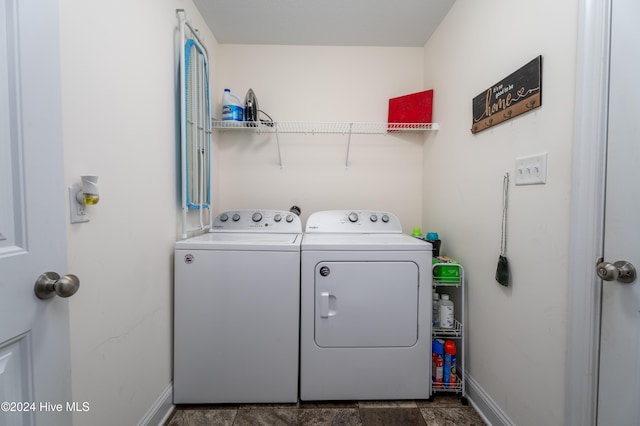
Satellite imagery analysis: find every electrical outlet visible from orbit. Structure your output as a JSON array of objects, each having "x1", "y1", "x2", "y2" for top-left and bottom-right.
[
  {"x1": 69, "y1": 186, "x2": 89, "y2": 223},
  {"x1": 515, "y1": 153, "x2": 548, "y2": 185}
]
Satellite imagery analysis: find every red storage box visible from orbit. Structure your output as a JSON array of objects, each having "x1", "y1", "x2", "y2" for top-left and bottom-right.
[{"x1": 387, "y1": 90, "x2": 433, "y2": 131}]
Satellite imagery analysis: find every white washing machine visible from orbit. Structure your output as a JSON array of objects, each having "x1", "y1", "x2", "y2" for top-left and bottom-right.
[
  {"x1": 174, "y1": 209, "x2": 302, "y2": 404},
  {"x1": 300, "y1": 210, "x2": 432, "y2": 401}
]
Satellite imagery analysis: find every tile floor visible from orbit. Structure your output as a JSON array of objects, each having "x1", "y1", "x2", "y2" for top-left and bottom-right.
[{"x1": 165, "y1": 394, "x2": 486, "y2": 425}]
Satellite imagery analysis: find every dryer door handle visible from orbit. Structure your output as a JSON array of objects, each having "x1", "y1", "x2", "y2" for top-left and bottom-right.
[{"x1": 319, "y1": 292, "x2": 337, "y2": 318}]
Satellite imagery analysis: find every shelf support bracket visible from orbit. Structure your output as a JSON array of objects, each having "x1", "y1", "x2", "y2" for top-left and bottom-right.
[
  {"x1": 274, "y1": 122, "x2": 283, "y2": 169},
  {"x1": 345, "y1": 123, "x2": 353, "y2": 170}
]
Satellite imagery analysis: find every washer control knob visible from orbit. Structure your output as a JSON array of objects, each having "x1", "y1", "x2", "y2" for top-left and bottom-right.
[
  {"x1": 232, "y1": 213, "x2": 241, "y2": 222},
  {"x1": 219, "y1": 213, "x2": 229, "y2": 222},
  {"x1": 348, "y1": 212, "x2": 359, "y2": 223},
  {"x1": 252, "y1": 212, "x2": 263, "y2": 222},
  {"x1": 286, "y1": 214, "x2": 294, "y2": 223},
  {"x1": 381, "y1": 214, "x2": 390, "y2": 223},
  {"x1": 370, "y1": 214, "x2": 378, "y2": 222},
  {"x1": 274, "y1": 214, "x2": 282, "y2": 222}
]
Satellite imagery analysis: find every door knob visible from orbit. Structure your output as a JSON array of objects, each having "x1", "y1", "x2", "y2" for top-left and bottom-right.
[
  {"x1": 596, "y1": 260, "x2": 636, "y2": 284},
  {"x1": 34, "y1": 272, "x2": 80, "y2": 299}
]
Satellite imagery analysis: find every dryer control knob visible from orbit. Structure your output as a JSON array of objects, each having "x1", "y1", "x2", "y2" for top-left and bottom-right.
[
  {"x1": 370, "y1": 214, "x2": 378, "y2": 222},
  {"x1": 381, "y1": 214, "x2": 390, "y2": 223},
  {"x1": 219, "y1": 214, "x2": 229, "y2": 222},
  {"x1": 252, "y1": 212, "x2": 263, "y2": 222},
  {"x1": 232, "y1": 213, "x2": 241, "y2": 222},
  {"x1": 286, "y1": 214, "x2": 294, "y2": 223},
  {"x1": 348, "y1": 212, "x2": 359, "y2": 223},
  {"x1": 274, "y1": 214, "x2": 282, "y2": 222}
]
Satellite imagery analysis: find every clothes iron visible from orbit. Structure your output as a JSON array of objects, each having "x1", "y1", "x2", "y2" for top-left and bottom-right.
[{"x1": 244, "y1": 88, "x2": 259, "y2": 126}]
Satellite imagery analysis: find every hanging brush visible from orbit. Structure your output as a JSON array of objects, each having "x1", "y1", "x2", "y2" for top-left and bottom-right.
[{"x1": 496, "y1": 172, "x2": 510, "y2": 286}]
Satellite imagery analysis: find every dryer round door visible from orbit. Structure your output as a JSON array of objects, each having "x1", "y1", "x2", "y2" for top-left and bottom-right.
[{"x1": 314, "y1": 261, "x2": 419, "y2": 348}]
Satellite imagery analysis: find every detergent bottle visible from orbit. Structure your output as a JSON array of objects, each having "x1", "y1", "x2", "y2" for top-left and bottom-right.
[
  {"x1": 432, "y1": 339, "x2": 444, "y2": 386},
  {"x1": 439, "y1": 294, "x2": 454, "y2": 329},
  {"x1": 444, "y1": 340, "x2": 457, "y2": 388},
  {"x1": 222, "y1": 89, "x2": 243, "y2": 121},
  {"x1": 432, "y1": 292, "x2": 440, "y2": 328}
]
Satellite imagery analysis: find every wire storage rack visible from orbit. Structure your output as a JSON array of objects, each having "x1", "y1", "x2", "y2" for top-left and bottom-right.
[{"x1": 431, "y1": 262, "x2": 467, "y2": 405}]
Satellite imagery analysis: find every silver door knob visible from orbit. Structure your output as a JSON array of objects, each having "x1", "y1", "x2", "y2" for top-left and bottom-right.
[
  {"x1": 596, "y1": 260, "x2": 636, "y2": 284},
  {"x1": 34, "y1": 272, "x2": 80, "y2": 299}
]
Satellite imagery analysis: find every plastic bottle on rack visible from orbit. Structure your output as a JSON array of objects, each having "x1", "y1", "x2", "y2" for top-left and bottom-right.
[
  {"x1": 426, "y1": 232, "x2": 441, "y2": 256},
  {"x1": 439, "y1": 294, "x2": 454, "y2": 329},
  {"x1": 432, "y1": 292, "x2": 440, "y2": 328},
  {"x1": 222, "y1": 88, "x2": 243, "y2": 121},
  {"x1": 432, "y1": 339, "x2": 444, "y2": 386},
  {"x1": 444, "y1": 340, "x2": 457, "y2": 388}
]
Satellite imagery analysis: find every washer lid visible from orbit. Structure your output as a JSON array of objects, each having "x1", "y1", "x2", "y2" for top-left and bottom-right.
[
  {"x1": 176, "y1": 232, "x2": 302, "y2": 251},
  {"x1": 301, "y1": 233, "x2": 431, "y2": 251}
]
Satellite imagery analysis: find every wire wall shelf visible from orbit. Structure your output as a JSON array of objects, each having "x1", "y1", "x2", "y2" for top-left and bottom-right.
[
  {"x1": 211, "y1": 121, "x2": 439, "y2": 134},
  {"x1": 211, "y1": 121, "x2": 439, "y2": 169}
]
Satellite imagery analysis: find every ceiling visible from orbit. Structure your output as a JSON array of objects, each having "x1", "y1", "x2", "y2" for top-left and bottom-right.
[{"x1": 192, "y1": 0, "x2": 456, "y2": 47}]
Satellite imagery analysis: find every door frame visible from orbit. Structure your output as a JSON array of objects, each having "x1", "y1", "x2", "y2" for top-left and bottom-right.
[{"x1": 566, "y1": 0, "x2": 611, "y2": 425}]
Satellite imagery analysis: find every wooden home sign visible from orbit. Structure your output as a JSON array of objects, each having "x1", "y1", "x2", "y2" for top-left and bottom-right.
[{"x1": 471, "y1": 56, "x2": 542, "y2": 134}]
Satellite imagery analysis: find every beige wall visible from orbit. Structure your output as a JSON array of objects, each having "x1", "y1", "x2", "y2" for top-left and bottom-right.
[
  {"x1": 215, "y1": 45, "x2": 426, "y2": 231},
  {"x1": 422, "y1": 1, "x2": 578, "y2": 425},
  {"x1": 59, "y1": 1, "x2": 217, "y2": 424}
]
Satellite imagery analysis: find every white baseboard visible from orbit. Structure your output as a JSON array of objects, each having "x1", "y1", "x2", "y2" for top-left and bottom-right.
[
  {"x1": 138, "y1": 382, "x2": 175, "y2": 426},
  {"x1": 465, "y1": 372, "x2": 515, "y2": 426}
]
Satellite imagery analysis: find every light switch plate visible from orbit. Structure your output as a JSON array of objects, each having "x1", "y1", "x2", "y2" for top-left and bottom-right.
[{"x1": 515, "y1": 153, "x2": 548, "y2": 185}]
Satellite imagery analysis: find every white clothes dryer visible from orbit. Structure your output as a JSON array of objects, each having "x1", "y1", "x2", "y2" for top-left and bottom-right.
[
  {"x1": 300, "y1": 210, "x2": 432, "y2": 401},
  {"x1": 174, "y1": 209, "x2": 302, "y2": 404}
]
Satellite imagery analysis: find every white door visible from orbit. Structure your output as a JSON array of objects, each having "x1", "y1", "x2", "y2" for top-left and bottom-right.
[
  {"x1": 0, "y1": 0, "x2": 73, "y2": 425},
  {"x1": 597, "y1": 0, "x2": 640, "y2": 423}
]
